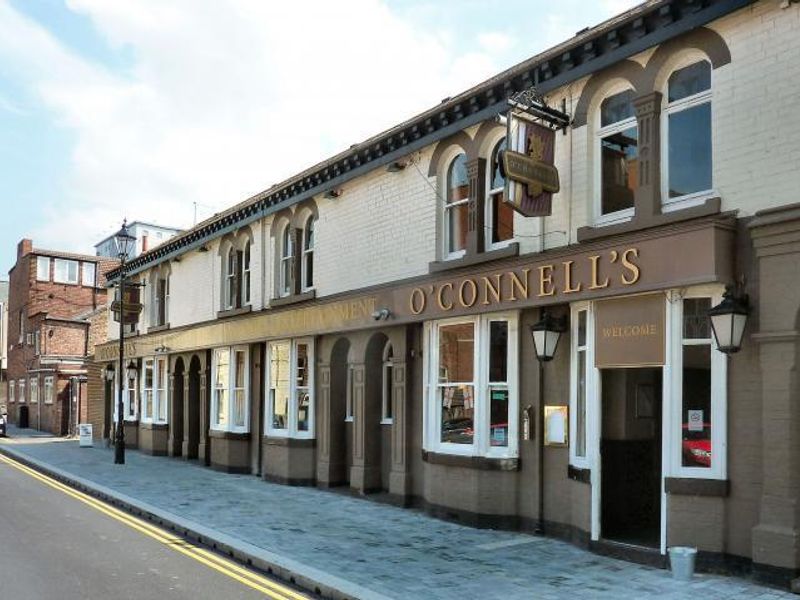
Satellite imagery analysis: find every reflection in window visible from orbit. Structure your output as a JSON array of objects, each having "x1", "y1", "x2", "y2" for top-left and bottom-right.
[
  {"x1": 280, "y1": 226, "x2": 294, "y2": 297},
  {"x1": 445, "y1": 154, "x2": 469, "y2": 256},
  {"x1": 575, "y1": 310, "x2": 588, "y2": 458},
  {"x1": 296, "y1": 343, "x2": 310, "y2": 431},
  {"x1": 302, "y1": 218, "x2": 315, "y2": 291},
  {"x1": 438, "y1": 322, "x2": 475, "y2": 444},
  {"x1": 681, "y1": 298, "x2": 712, "y2": 468},
  {"x1": 487, "y1": 138, "x2": 514, "y2": 247},
  {"x1": 233, "y1": 350, "x2": 247, "y2": 428},
  {"x1": 598, "y1": 90, "x2": 638, "y2": 217},
  {"x1": 489, "y1": 321, "x2": 509, "y2": 447},
  {"x1": 214, "y1": 349, "x2": 229, "y2": 426},
  {"x1": 666, "y1": 61, "x2": 712, "y2": 200},
  {"x1": 269, "y1": 341, "x2": 290, "y2": 430},
  {"x1": 382, "y1": 343, "x2": 394, "y2": 422}
]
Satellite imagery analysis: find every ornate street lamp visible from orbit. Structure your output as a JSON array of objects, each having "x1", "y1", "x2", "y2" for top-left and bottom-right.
[
  {"x1": 114, "y1": 220, "x2": 136, "y2": 465},
  {"x1": 708, "y1": 285, "x2": 750, "y2": 354},
  {"x1": 530, "y1": 310, "x2": 567, "y2": 362}
]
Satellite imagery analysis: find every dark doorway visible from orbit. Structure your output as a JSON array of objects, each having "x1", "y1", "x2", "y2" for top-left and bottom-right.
[
  {"x1": 330, "y1": 338, "x2": 351, "y2": 486},
  {"x1": 172, "y1": 358, "x2": 185, "y2": 458},
  {"x1": 365, "y1": 333, "x2": 388, "y2": 493},
  {"x1": 186, "y1": 356, "x2": 201, "y2": 460},
  {"x1": 601, "y1": 367, "x2": 662, "y2": 548}
]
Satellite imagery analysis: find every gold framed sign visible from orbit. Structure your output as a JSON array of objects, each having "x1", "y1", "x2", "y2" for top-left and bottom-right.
[
  {"x1": 503, "y1": 112, "x2": 559, "y2": 217},
  {"x1": 594, "y1": 294, "x2": 666, "y2": 368},
  {"x1": 544, "y1": 405, "x2": 568, "y2": 447}
]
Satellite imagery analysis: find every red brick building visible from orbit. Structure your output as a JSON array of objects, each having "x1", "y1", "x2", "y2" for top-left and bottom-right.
[{"x1": 5, "y1": 239, "x2": 117, "y2": 434}]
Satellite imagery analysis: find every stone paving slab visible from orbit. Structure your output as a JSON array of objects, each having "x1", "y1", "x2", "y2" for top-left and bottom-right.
[{"x1": 0, "y1": 429, "x2": 794, "y2": 600}]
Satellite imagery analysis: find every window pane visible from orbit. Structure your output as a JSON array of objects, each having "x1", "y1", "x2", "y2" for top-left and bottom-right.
[
  {"x1": 576, "y1": 351, "x2": 587, "y2": 457},
  {"x1": 681, "y1": 344, "x2": 711, "y2": 468},
  {"x1": 489, "y1": 321, "x2": 508, "y2": 383},
  {"x1": 296, "y1": 343, "x2": 309, "y2": 387},
  {"x1": 269, "y1": 342, "x2": 290, "y2": 430},
  {"x1": 440, "y1": 385, "x2": 474, "y2": 444},
  {"x1": 37, "y1": 257, "x2": 50, "y2": 281},
  {"x1": 304, "y1": 252, "x2": 314, "y2": 289},
  {"x1": 384, "y1": 365, "x2": 393, "y2": 420},
  {"x1": 296, "y1": 389, "x2": 310, "y2": 431},
  {"x1": 447, "y1": 203, "x2": 468, "y2": 254},
  {"x1": 234, "y1": 350, "x2": 246, "y2": 389},
  {"x1": 438, "y1": 323, "x2": 474, "y2": 383},
  {"x1": 600, "y1": 90, "x2": 635, "y2": 127},
  {"x1": 668, "y1": 103, "x2": 711, "y2": 198},
  {"x1": 489, "y1": 387, "x2": 509, "y2": 447},
  {"x1": 82, "y1": 262, "x2": 96, "y2": 286},
  {"x1": 234, "y1": 389, "x2": 245, "y2": 427},
  {"x1": 490, "y1": 138, "x2": 506, "y2": 190},
  {"x1": 491, "y1": 194, "x2": 514, "y2": 244},
  {"x1": 578, "y1": 311, "x2": 587, "y2": 347},
  {"x1": 216, "y1": 389, "x2": 227, "y2": 425},
  {"x1": 683, "y1": 298, "x2": 712, "y2": 339},
  {"x1": 447, "y1": 154, "x2": 468, "y2": 203},
  {"x1": 215, "y1": 350, "x2": 229, "y2": 388},
  {"x1": 601, "y1": 126, "x2": 638, "y2": 215},
  {"x1": 668, "y1": 61, "x2": 711, "y2": 103}
]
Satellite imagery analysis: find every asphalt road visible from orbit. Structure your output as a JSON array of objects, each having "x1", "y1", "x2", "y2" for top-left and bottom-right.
[{"x1": 0, "y1": 454, "x2": 309, "y2": 600}]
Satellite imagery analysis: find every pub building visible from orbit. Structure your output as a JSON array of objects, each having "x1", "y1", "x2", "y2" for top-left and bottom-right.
[{"x1": 94, "y1": 0, "x2": 800, "y2": 589}]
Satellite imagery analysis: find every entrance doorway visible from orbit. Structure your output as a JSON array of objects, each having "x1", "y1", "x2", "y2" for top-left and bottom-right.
[{"x1": 601, "y1": 367, "x2": 662, "y2": 548}]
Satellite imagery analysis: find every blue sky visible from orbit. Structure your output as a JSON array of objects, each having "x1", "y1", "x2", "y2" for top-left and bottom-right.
[{"x1": 0, "y1": 0, "x2": 638, "y2": 276}]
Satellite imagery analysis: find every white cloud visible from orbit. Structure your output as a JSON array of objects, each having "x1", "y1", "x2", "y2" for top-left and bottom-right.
[{"x1": 0, "y1": 0, "x2": 639, "y2": 253}]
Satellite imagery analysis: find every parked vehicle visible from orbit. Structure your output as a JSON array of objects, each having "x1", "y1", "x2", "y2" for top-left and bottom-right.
[{"x1": 682, "y1": 422, "x2": 711, "y2": 467}]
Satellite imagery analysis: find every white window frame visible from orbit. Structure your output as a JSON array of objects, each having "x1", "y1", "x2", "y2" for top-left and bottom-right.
[
  {"x1": 594, "y1": 85, "x2": 637, "y2": 226},
  {"x1": 485, "y1": 137, "x2": 514, "y2": 252},
  {"x1": 279, "y1": 225, "x2": 294, "y2": 298},
  {"x1": 345, "y1": 366, "x2": 354, "y2": 422},
  {"x1": 661, "y1": 58, "x2": 714, "y2": 212},
  {"x1": 82, "y1": 262, "x2": 96, "y2": 287},
  {"x1": 424, "y1": 312, "x2": 519, "y2": 459},
  {"x1": 44, "y1": 376, "x2": 54, "y2": 405},
  {"x1": 211, "y1": 346, "x2": 250, "y2": 434},
  {"x1": 9, "y1": 380, "x2": 15, "y2": 403},
  {"x1": 140, "y1": 358, "x2": 155, "y2": 423},
  {"x1": 29, "y1": 376, "x2": 38, "y2": 404},
  {"x1": 667, "y1": 285, "x2": 727, "y2": 480},
  {"x1": 154, "y1": 357, "x2": 168, "y2": 424},
  {"x1": 18, "y1": 379, "x2": 25, "y2": 403},
  {"x1": 265, "y1": 338, "x2": 315, "y2": 439},
  {"x1": 242, "y1": 242, "x2": 251, "y2": 306},
  {"x1": 53, "y1": 259, "x2": 79, "y2": 284},
  {"x1": 225, "y1": 247, "x2": 236, "y2": 310},
  {"x1": 301, "y1": 217, "x2": 315, "y2": 292},
  {"x1": 569, "y1": 302, "x2": 595, "y2": 469},
  {"x1": 381, "y1": 341, "x2": 394, "y2": 425},
  {"x1": 36, "y1": 256, "x2": 50, "y2": 282},
  {"x1": 443, "y1": 153, "x2": 469, "y2": 261}
]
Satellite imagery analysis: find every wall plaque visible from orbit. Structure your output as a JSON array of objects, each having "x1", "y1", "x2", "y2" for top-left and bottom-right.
[{"x1": 595, "y1": 294, "x2": 665, "y2": 368}]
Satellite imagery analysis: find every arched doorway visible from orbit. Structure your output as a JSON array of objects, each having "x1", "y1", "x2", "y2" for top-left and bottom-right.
[
  {"x1": 171, "y1": 358, "x2": 185, "y2": 457},
  {"x1": 186, "y1": 355, "x2": 201, "y2": 460},
  {"x1": 330, "y1": 338, "x2": 351, "y2": 486},
  {"x1": 365, "y1": 333, "x2": 390, "y2": 492}
]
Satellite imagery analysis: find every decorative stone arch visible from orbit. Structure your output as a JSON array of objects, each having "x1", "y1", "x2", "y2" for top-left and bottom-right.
[
  {"x1": 473, "y1": 120, "x2": 506, "y2": 160},
  {"x1": 427, "y1": 130, "x2": 474, "y2": 177},
  {"x1": 641, "y1": 26, "x2": 731, "y2": 94},
  {"x1": 168, "y1": 355, "x2": 186, "y2": 457},
  {"x1": 218, "y1": 225, "x2": 255, "y2": 310},
  {"x1": 269, "y1": 209, "x2": 296, "y2": 300},
  {"x1": 317, "y1": 336, "x2": 353, "y2": 487},
  {"x1": 572, "y1": 59, "x2": 645, "y2": 127},
  {"x1": 290, "y1": 198, "x2": 319, "y2": 230}
]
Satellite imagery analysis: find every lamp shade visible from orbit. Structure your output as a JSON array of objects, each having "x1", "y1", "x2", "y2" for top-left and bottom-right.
[
  {"x1": 105, "y1": 366, "x2": 115, "y2": 382},
  {"x1": 126, "y1": 361, "x2": 138, "y2": 380},
  {"x1": 530, "y1": 311, "x2": 566, "y2": 362},
  {"x1": 708, "y1": 286, "x2": 750, "y2": 354},
  {"x1": 115, "y1": 220, "x2": 137, "y2": 259}
]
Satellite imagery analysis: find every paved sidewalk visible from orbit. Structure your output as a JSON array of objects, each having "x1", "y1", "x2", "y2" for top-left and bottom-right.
[{"x1": 0, "y1": 428, "x2": 793, "y2": 600}]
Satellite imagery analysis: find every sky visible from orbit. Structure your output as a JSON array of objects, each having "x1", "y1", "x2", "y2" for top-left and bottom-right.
[{"x1": 0, "y1": 0, "x2": 640, "y2": 276}]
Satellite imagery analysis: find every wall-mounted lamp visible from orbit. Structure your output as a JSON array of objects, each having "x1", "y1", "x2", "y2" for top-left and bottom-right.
[
  {"x1": 125, "y1": 361, "x2": 138, "y2": 380},
  {"x1": 105, "y1": 365, "x2": 115, "y2": 382},
  {"x1": 325, "y1": 188, "x2": 343, "y2": 199},
  {"x1": 530, "y1": 310, "x2": 567, "y2": 362},
  {"x1": 371, "y1": 308, "x2": 391, "y2": 321},
  {"x1": 708, "y1": 285, "x2": 750, "y2": 354},
  {"x1": 154, "y1": 344, "x2": 170, "y2": 354}
]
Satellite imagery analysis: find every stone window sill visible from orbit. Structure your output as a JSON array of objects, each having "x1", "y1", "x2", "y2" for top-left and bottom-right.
[
  {"x1": 217, "y1": 306, "x2": 252, "y2": 319},
  {"x1": 428, "y1": 243, "x2": 519, "y2": 274},
  {"x1": 421, "y1": 449, "x2": 519, "y2": 471},
  {"x1": 269, "y1": 289, "x2": 316, "y2": 308},
  {"x1": 665, "y1": 477, "x2": 729, "y2": 497},
  {"x1": 147, "y1": 323, "x2": 170, "y2": 334}
]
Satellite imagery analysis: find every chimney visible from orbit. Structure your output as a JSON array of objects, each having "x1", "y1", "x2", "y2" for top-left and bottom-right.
[{"x1": 17, "y1": 239, "x2": 32, "y2": 259}]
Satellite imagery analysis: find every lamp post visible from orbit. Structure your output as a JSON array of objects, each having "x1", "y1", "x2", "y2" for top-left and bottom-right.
[
  {"x1": 708, "y1": 285, "x2": 750, "y2": 354},
  {"x1": 529, "y1": 309, "x2": 567, "y2": 534},
  {"x1": 114, "y1": 220, "x2": 136, "y2": 465}
]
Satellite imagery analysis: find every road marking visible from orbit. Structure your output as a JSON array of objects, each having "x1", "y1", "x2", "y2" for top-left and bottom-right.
[{"x1": 0, "y1": 454, "x2": 311, "y2": 600}]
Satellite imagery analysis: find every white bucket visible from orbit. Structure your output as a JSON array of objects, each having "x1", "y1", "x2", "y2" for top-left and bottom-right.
[{"x1": 669, "y1": 546, "x2": 697, "y2": 581}]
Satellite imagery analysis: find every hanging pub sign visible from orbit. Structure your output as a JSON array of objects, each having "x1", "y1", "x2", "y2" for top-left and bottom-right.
[
  {"x1": 501, "y1": 88, "x2": 569, "y2": 218},
  {"x1": 111, "y1": 284, "x2": 143, "y2": 324},
  {"x1": 503, "y1": 115, "x2": 559, "y2": 217}
]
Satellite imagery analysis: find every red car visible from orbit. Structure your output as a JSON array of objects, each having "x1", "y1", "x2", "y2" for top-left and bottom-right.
[{"x1": 682, "y1": 422, "x2": 711, "y2": 467}]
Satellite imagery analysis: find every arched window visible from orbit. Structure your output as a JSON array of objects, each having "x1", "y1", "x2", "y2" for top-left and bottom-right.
[
  {"x1": 445, "y1": 153, "x2": 469, "y2": 257},
  {"x1": 486, "y1": 138, "x2": 513, "y2": 248},
  {"x1": 663, "y1": 60, "x2": 712, "y2": 204},
  {"x1": 302, "y1": 217, "x2": 315, "y2": 291},
  {"x1": 381, "y1": 342, "x2": 394, "y2": 423},
  {"x1": 152, "y1": 265, "x2": 170, "y2": 327},
  {"x1": 597, "y1": 88, "x2": 638, "y2": 222},
  {"x1": 242, "y1": 241, "x2": 251, "y2": 306},
  {"x1": 223, "y1": 239, "x2": 251, "y2": 310},
  {"x1": 225, "y1": 247, "x2": 237, "y2": 309},
  {"x1": 280, "y1": 225, "x2": 294, "y2": 298}
]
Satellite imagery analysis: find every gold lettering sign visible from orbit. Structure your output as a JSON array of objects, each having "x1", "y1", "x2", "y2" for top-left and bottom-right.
[
  {"x1": 594, "y1": 294, "x2": 665, "y2": 368},
  {"x1": 407, "y1": 247, "x2": 642, "y2": 316}
]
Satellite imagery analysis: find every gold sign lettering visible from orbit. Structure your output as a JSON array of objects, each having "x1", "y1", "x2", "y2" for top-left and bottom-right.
[
  {"x1": 538, "y1": 265, "x2": 555, "y2": 297},
  {"x1": 563, "y1": 260, "x2": 581, "y2": 294},
  {"x1": 437, "y1": 282, "x2": 454, "y2": 311},
  {"x1": 589, "y1": 255, "x2": 609, "y2": 290},
  {"x1": 621, "y1": 248, "x2": 640, "y2": 285},
  {"x1": 509, "y1": 268, "x2": 530, "y2": 301},
  {"x1": 459, "y1": 279, "x2": 478, "y2": 308},
  {"x1": 482, "y1": 275, "x2": 502, "y2": 306},
  {"x1": 410, "y1": 288, "x2": 426, "y2": 315}
]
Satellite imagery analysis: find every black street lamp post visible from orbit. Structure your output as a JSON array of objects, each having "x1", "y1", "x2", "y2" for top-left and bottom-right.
[{"x1": 114, "y1": 220, "x2": 136, "y2": 465}]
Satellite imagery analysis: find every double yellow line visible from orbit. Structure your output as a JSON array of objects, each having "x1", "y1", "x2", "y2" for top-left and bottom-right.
[{"x1": 0, "y1": 453, "x2": 311, "y2": 600}]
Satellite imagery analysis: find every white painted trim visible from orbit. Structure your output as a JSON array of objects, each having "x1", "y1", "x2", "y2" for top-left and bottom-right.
[{"x1": 264, "y1": 338, "x2": 315, "y2": 439}]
